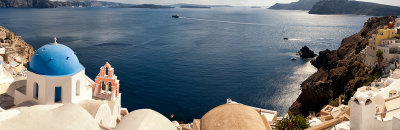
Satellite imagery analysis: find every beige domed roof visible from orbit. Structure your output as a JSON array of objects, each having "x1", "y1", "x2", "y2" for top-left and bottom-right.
[
  {"x1": 201, "y1": 104, "x2": 272, "y2": 130},
  {"x1": 115, "y1": 109, "x2": 176, "y2": 130}
]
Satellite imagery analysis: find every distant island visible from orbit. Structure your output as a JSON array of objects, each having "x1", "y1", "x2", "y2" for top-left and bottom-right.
[
  {"x1": 121, "y1": 4, "x2": 174, "y2": 9},
  {"x1": 180, "y1": 5, "x2": 210, "y2": 8},
  {"x1": 269, "y1": 0, "x2": 400, "y2": 16},
  {"x1": 269, "y1": 0, "x2": 321, "y2": 10},
  {"x1": 250, "y1": 6, "x2": 262, "y2": 8},
  {"x1": 0, "y1": 0, "x2": 132, "y2": 8},
  {"x1": 170, "y1": 4, "x2": 231, "y2": 8},
  {"x1": 309, "y1": 0, "x2": 400, "y2": 16},
  {"x1": 0, "y1": 1, "x2": 235, "y2": 9}
]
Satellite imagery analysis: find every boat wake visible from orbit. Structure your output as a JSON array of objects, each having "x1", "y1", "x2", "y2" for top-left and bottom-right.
[
  {"x1": 180, "y1": 17, "x2": 272, "y2": 26},
  {"x1": 288, "y1": 38, "x2": 305, "y2": 41}
]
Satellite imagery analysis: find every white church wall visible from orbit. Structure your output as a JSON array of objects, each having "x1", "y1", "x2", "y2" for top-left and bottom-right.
[
  {"x1": 107, "y1": 94, "x2": 122, "y2": 124},
  {"x1": 80, "y1": 73, "x2": 94, "y2": 101},
  {"x1": 24, "y1": 70, "x2": 95, "y2": 105},
  {"x1": 25, "y1": 71, "x2": 46, "y2": 104},
  {"x1": 393, "y1": 116, "x2": 400, "y2": 130},
  {"x1": 371, "y1": 118, "x2": 392, "y2": 130},
  {"x1": 14, "y1": 90, "x2": 30, "y2": 105},
  {"x1": 113, "y1": 94, "x2": 122, "y2": 119},
  {"x1": 44, "y1": 75, "x2": 72, "y2": 104},
  {"x1": 94, "y1": 104, "x2": 113, "y2": 127},
  {"x1": 350, "y1": 97, "x2": 377, "y2": 129},
  {"x1": 71, "y1": 70, "x2": 92, "y2": 103}
]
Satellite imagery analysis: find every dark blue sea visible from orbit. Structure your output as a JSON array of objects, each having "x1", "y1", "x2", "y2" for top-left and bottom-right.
[{"x1": 0, "y1": 7, "x2": 369, "y2": 122}]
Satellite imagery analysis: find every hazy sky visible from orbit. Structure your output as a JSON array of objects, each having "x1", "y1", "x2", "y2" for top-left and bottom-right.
[{"x1": 103, "y1": 0, "x2": 400, "y2": 6}]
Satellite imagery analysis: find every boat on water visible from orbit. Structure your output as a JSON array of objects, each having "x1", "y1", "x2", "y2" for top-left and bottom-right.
[
  {"x1": 172, "y1": 14, "x2": 179, "y2": 18},
  {"x1": 291, "y1": 57, "x2": 297, "y2": 60},
  {"x1": 283, "y1": 38, "x2": 289, "y2": 40}
]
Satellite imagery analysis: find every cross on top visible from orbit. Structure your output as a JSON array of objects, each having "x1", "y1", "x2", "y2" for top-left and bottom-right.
[{"x1": 54, "y1": 37, "x2": 58, "y2": 45}]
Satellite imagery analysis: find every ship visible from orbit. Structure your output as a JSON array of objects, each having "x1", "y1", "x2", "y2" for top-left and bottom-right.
[{"x1": 172, "y1": 14, "x2": 179, "y2": 18}]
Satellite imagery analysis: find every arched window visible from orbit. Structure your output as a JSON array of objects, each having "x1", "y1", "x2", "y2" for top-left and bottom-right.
[
  {"x1": 354, "y1": 99, "x2": 360, "y2": 104},
  {"x1": 76, "y1": 80, "x2": 80, "y2": 96},
  {"x1": 108, "y1": 82, "x2": 112, "y2": 92},
  {"x1": 105, "y1": 67, "x2": 109, "y2": 75},
  {"x1": 101, "y1": 81, "x2": 106, "y2": 90},
  {"x1": 34, "y1": 82, "x2": 39, "y2": 99},
  {"x1": 365, "y1": 99, "x2": 372, "y2": 105}
]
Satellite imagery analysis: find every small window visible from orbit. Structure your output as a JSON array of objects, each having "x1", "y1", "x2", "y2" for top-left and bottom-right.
[
  {"x1": 354, "y1": 99, "x2": 360, "y2": 104},
  {"x1": 365, "y1": 99, "x2": 372, "y2": 105},
  {"x1": 76, "y1": 80, "x2": 80, "y2": 96},
  {"x1": 34, "y1": 82, "x2": 39, "y2": 99}
]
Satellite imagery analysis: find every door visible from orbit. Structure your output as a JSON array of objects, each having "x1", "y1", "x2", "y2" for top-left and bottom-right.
[{"x1": 55, "y1": 87, "x2": 62, "y2": 102}]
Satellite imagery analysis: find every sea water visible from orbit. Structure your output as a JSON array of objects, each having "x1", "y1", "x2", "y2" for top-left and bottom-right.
[{"x1": 0, "y1": 7, "x2": 368, "y2": 122}]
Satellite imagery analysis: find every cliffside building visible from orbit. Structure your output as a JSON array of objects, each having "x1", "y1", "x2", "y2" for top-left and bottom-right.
[
  {"x1": 348, "y1": 83, "x2": 400, "y2": 129},
  {"x1": 362, "y1": 19, "x2": 400, "y2": 68}
]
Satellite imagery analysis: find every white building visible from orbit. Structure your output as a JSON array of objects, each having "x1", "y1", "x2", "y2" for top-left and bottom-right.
[
  {"x1": 11, "y1": 39, "x2": 125, "y2": 128},
  {"x1": 362, "y1": 19, "x2": 400, "y2": 68},
  {"x1": 349, "y1": 83, "x2": 400, "y2": 130},
  {"x1": 115, "y1": 109, "x2": 177, "y2": 130},
  {"x1": 14, "y1": 41, "x2": 92, "y2": 105},
  {"x1": 0, "y1": 38, "x2": 180, "y2": 130},
  {"x1": 395, "y1": 18, "x2": 400, "y2": 29}
]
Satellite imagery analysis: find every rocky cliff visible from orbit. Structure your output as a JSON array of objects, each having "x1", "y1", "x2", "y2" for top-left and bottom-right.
[
  {"x1": 269, "y1": 0, "x2": 321, "y2": 10},
  {"x1": 0, "y1": 26, "x2": 34, "y2": 65},
  {"x1": 298, "y1": 46, "x2": 317, "y2": 59},
  {"x1": 289, "y1": 16, "x2": 398, "y2": 116},
  {"x1": 0, "y1": 0, "x2": 130, "y2": 8},
  {"x1": 54, "y1": 0, "x2": 131, "y2": 8},
  {"x1": 309, "y1": 0, "x2": 400, "y2": 16},
  {"x1": 0, "y1": 0, "x2": 55, "y2": 8},
  {"x1": 120, "y1": 4, "x2": 173, "y2": 9}
]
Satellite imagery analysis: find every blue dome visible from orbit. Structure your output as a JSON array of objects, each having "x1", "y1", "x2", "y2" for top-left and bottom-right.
[{"x1": 28, "y1": 43, "x2": 84, "y2": 76}]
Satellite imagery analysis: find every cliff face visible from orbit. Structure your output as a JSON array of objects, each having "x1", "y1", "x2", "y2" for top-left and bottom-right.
[
  {"x1": 269, "y1": 0, "x2": 321, "y2": 10},
  {"x1": 0, "y1": 26, "x2": 35, "y2": 64},
  {"x1": 0, "y1": 0, "x2": 56, "y2": 8},
  {"x1": 54, "y1": 1, "x2": 131, "y2": 8},
  {"x1": 289, "y1": 16, "x2": 398, "y2": 116},
  {"x1": 0, "y1": 0, "x2": 130, "y2": 8},
  {"x1": 122, "y1": 4, "x2": 174, "y2": 9},
  {"x1": 309, "y1": 0, "x2": 400, "y2": 16}
]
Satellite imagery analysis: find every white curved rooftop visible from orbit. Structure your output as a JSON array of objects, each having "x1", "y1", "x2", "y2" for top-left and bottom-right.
[
  {"x1": 115, "y1": 109, "x2": 176, "y2": 130},
  {"x1": 0, "y1": 104, "x2": 100, "y2": 130}
]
